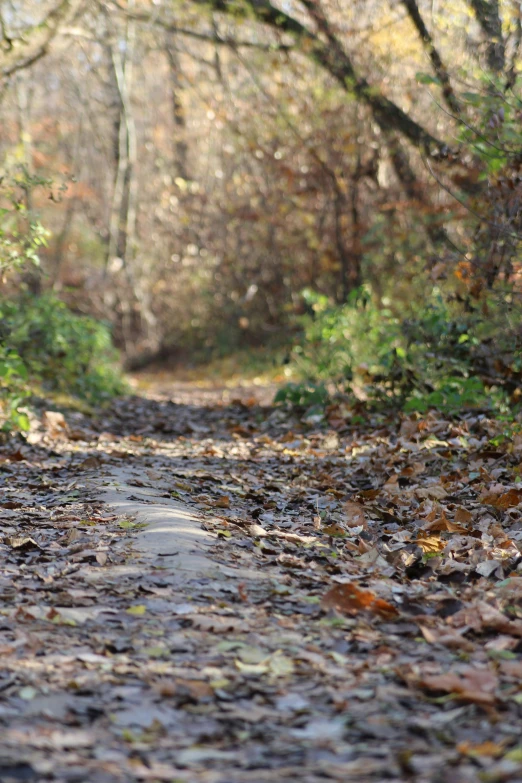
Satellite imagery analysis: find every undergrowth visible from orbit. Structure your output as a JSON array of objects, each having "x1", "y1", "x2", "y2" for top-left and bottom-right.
[
  {"x1": 0, "y1": 294, "x2": 126, "y2": 432},
  {"x1": 276, "y1": 287, "x2": 522, "y2": 419}
]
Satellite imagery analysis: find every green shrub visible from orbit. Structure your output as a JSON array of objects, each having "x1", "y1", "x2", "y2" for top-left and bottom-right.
[
  {"x1": 0, "y1": 348, "x2": 31, "y2": 432},
  {"x1": 0, "y1": 165, "x2": 51, "y2": 275},
  {"x1": 279, "y1": 287, "x2": 519, "y2": 415},
  {"x1": 0, "y1": 294, "x2": 126, "y2": 431},
  {"x1": 274, "y1": 381, "x2": 329, "y2": 409}
]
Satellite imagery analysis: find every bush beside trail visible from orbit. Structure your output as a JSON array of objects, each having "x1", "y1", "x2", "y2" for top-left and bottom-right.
[
  {"x1": 277, "y1": 287, "x2": 522, "y2": 419},
  {"x1": 0, "y1": 294, "x2": 125, "y2": 433}
]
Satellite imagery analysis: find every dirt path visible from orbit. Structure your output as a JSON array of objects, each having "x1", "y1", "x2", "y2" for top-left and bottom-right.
[{"x1": 1, "y1": 376, "x2": 522, "y2": 782}]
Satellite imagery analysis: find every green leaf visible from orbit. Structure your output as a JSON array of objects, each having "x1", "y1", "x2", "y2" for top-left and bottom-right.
[
  {"x1": 461, "y1": 91, "x2": 482, "y2": 105},
  {"x1": 415, "y1": 72, "x2": 441, "y2": 86}
]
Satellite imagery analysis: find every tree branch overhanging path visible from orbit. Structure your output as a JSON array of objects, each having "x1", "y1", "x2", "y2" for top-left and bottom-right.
[
  {"x1": 108, "y1": 0, "x2": 446, "y2": 155},
  {"x1": 0, "y1": 0, "x2": 86, "y2": 77},
  {"x1": 100, "y1": 0, "x2": 451, "y2": 296},
  {"x1": 105, "y1": 0, "x2": 492, "y2": 255}
]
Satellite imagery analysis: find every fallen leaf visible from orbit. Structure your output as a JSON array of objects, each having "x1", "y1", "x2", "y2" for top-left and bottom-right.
[
  {"x1": 450, "y1": 601, "x2": 522, "y2": 636},
  {"x1": 187, "y1": 614, "x2": 246, "y2": 633},
  {"x1": 423, "y1": 510, "x2": 468, "y2": 534},
  {"x1": 419, "y1": 625, "x2": 475, "y2": 651},
  {"x1": 416, "y1": 485, "x2": 448, "y2": 500},
  {"x1": 96, "y1": 551, "x2": 108, "y2": 566},
  {"x1": 475, "y1": 560, "x2": 502, "y2": 578},
  {"x1": 321, "y1": 582, "x2": 398, "y2": 618},
  {"x1": 19, "y1": 686, "x2": 38, "y2": 701},
  {"x1": 157, "y1": 679, "x2": 214, "y2": 702},
  {"x1": 416, "y1": 533, "x2": 445, "y2": 553},
  {"x1": 77, "y1": 456, "x2": 102, "y2": 470},
  {"x1": 342, "y1": 501, "x2": 367, "y2": 528},
  {"x1": 480, "y1": 489, "x2": 522, "y2": 509},
  {"x1": 457, "y1": 740, "x2": 506, "y2": 758},
  {"x1": 419, "y1": 666, "x2": 498, "y2": 705},
  {"x1": 322, "y1": 523, "x2": 346, "y2": 537},
  {"x1": 5, "y1": 536, "x2": 42, "y2": 551},
  {"x1": 454, "y1": 507, "x2": 473, "y2": 525},
  {"x1": 126, "y1": 604, "x2": 147, "y2": 616},
  {"x1": 42, "y1": 411, "x2": 68, "y2": 437}
]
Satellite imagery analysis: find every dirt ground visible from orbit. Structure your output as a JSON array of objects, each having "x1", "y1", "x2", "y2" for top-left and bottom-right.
[{"x1": 1, "y1": 374, "x2": 522, "y2": 782}]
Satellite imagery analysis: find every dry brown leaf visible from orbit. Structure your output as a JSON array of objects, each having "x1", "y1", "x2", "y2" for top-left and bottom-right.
[
  {"x1": 416, "y1": 484, "x2": 448, "y2": 500},
  {"x1": 96, "y1": 552, "x2": 108, "y2": 566},
  {"x1": 277, "y1": 553, "x2": 307, "y2": 569},
  {"x1": 423, "y1": 510, "x2": 468, "y2": 534},
  {"x1": 187, "y1": 614, "x2": 247, "y2": 633},
  {"x1": 400, "y1": 462, "x2": 425, "y2": 477},
  {"x1": 456, "y1": 740, "x2": 507, "y2": 758},
  {"x1": 499, "y1": 659, "x2": 522, "y2": 679},
  {"x1": 480, "y1": 489, "x2": 522, "y2": 509},
  {"x1": 454, "y1": 507, "x2": 473, "y2": 526},
  {"x1": 419, "y1": 666, "x2": 498, "y2": 705},
  {"x1": 449, "y1": 601, "x2": 522, "y2": 637},
  {"x1": 77, "y1": 456, "x2": 103, "y2": 470},
  {"x1": 342, "y1": 501, "x2": 367, "y2": 528},
  {"x1": 321, "y1": 582, "x2": 398, "y2": 619},
  {"x1": 42, "y1": 411, "x2": 68, "y2": 438},
  {"x1": 419, "y1": 625, "x2": 474, "y2": 651},
  {"x1": 157, "y1": 678, "x2": 214, "y2": 702},
  {"x1": 5, "y1": 536, "x2": 41, "y2": 550},
  {"x1": 322, "y1": 523, "x2": 346, "y2": 537},
  {"x1": 357, "y1": 489, "x2": 380, "y2": 501}
]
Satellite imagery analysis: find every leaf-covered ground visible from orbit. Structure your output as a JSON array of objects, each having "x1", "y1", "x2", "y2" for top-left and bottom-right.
[{"x1": 2, "y1": 376, "x2": 522, "y2": 782}]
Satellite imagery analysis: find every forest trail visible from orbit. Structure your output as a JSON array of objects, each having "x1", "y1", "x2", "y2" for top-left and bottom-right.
[{"x1": 1, "y1": 374, "x2": 522, "y2": 782}]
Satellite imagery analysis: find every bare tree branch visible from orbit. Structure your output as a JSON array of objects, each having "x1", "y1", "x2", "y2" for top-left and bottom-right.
[
  {"x1": 105, "y1": 1, "x2": 292, "y2": 51},
  {"x1": 0, "y1": 0, "x2": 85, "y2": 77},
  {"x1": 109, "y1": 0, "x2": 446, "y2": 155},
  {"x1": 400, "y1": 0, "x2": 460, "y2": 115}
]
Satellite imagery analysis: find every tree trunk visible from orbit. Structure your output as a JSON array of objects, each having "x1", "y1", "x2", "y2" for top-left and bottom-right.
[
  {"x1": 469, "y1": 0, "x2": 505, "y2": 72},
  {"x1": 165, "y1": 39, "x2": 189, "y2": 180}
]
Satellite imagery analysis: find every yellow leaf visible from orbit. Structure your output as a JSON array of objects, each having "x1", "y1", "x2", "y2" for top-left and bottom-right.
[
  {"x1": 416, "y1": 533, "x2": 445, "y2": 553},
  {"x1": 126, "y1": 605, "x2": 147, "y2": 616}
]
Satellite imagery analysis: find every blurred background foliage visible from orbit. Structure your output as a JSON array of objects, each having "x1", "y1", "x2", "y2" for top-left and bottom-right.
[{"x1": 2, "y1": 0, "x2": 522, "y2": 426}]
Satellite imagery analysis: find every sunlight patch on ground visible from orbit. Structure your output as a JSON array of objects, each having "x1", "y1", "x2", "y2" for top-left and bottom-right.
[{"x1": 127, "y1": 350, "x2": 297, "y2": 397}]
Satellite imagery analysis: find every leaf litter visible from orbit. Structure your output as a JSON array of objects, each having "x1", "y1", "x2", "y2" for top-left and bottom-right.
[{"x1": 1, "y1": 382, "x2": 522, "y2": 781}]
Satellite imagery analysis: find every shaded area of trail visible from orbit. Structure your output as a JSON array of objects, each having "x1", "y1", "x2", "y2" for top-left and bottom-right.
[{"x1": 1, "y1": 376, "x2": 522, "y2": 782}]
